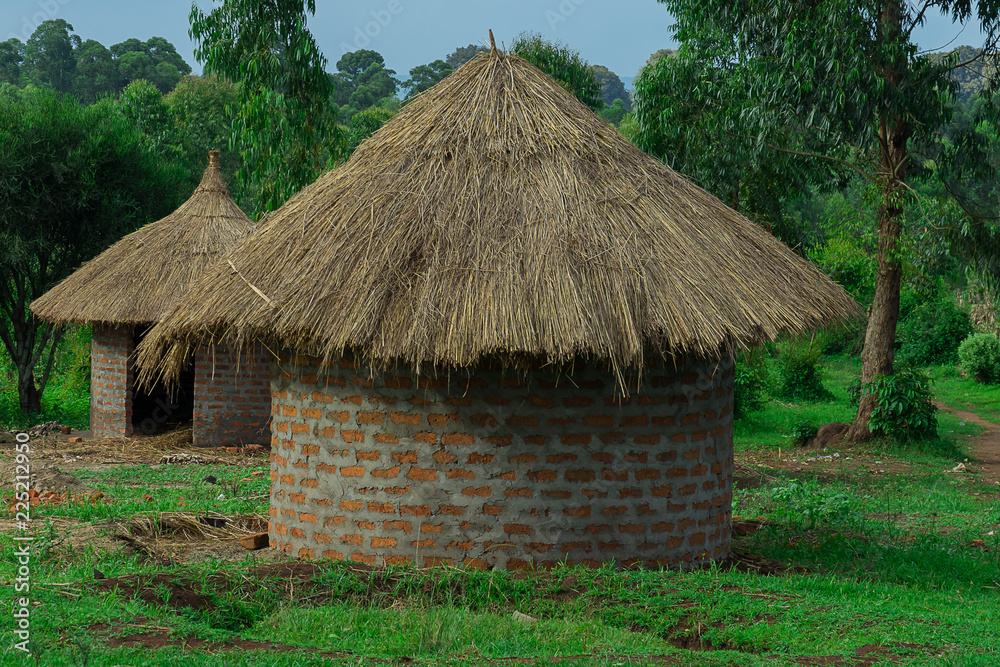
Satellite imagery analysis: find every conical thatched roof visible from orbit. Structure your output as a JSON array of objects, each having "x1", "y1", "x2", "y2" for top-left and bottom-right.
[
  {"x1": 31, "y1": 152, "x2": 254, "y2": 326},
  {"x1": 138, "y1": 46, "x2": 859, "y2": 383}
]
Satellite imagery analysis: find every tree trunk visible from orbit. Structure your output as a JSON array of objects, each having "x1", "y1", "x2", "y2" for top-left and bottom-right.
[
  {"x1": 846, "y1": 198, "x2": 903, "y2": 441},
  {"x1": 17, "y1": 368, "x2": 42, "y2": 414},
  {"x1": 845, "y1": 0, "x2": 910, "y2": 443}
]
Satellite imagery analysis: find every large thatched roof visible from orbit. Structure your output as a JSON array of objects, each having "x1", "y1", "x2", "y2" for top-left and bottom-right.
[
  {"x1": 31, "y1": 152, "x2": 254, "y2": 326},
  {"x1": 138, "y1": 46, "x2": 859, "y2": 383}
]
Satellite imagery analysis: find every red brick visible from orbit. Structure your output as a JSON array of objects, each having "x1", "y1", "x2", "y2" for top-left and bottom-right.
[
  {"x1": 341, "y1": 466, "x2": 365, "y2": 477},
  {"x1": 462, "y1": 486, "x2": 491, "y2": 497},
  {"x1": 401, "y1": 504, "x2": 431, "y2": 516},
  {"x1": 560, "y1": 433, "x2": 591, "y2": 446},
  {"x1": 372, "y1": 466, "x2": 400, "y2": 478},
  {"x1": 406, "y1": 467, "x2": 437, "y2": 481},
  {"x1": 393, "y1": 451, "x2": 418, "y2": 463},
  {"x1": 390, "y1": 412, "x2": 421, "y2": 425},
  {"x1": 356, "y1": 450, "x2": 381, "y2": 461},
  {"x1": 504, "y1": 523, "x2": 533, "y2": 535},
  {"x1": 447, "y1": 469, "x2": 475, "y2": 479},
  {"x1": 443, "y1": 433, "x2": 475, "y2": 446}
]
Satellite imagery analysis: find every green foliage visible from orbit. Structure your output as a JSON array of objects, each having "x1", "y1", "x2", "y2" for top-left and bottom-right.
[
  {"x1": 511, "y1": 32, "x2": 602, "y2": 111},
  {"x1": 346, "y1": 106, "x2": 395, "y2": 154},
  {"x1": 333, "y1": 50, "x2": 399, "y2": 114},
  {"x1": 0, "y1": 38, "x2": 25, "y2": 85},
  {"x1": 777, "y1": 342, "x2": 834, "y2": 403},
  {"x1": 789, "y1": 419, "x2": 820, "y2": 446},
  {"x1": 897, "y1": 285, "x2": 972, "y2": 366},
  {"x1": 23, "y1": 19, "x2": 77, "y2": 93},
  {"x1": 0, "y1": 87, "x2": 184, "y2": 413},
  {"x1": 403, "y1": 59, "x2": 452, "y2": 97},
  {"x1": 862, "y1": 366, "x2": 938, "y2": 440},
  {"x1": 771, "y1": 479, "x2": 856, "y2": 529},
  {"x1": 190, "y1": 0, "x2": 341, "y2": 214},
  {"x1": 445, "y1": 44, "x2": 486, "y2": 70},
  {"x1": 590, "y1": 64, "x2": 630, "y2": 110},
  {"x1": 598, "y1": 98, "x2": 627, "y2": 126},
  {"x1": 630, "y1": 40, "x2": 834, "y2": 241},
  {"x1": 110, "y1": 36, "x2": 192, "y2": 94},
  {"x1": 73, "y1": 39, "x2": 120, "y2": 103},
  {"x1": 810, "y1": 233, "x2": 878, "y2": 304},
  {"x1": 958, "y1": 332, "x2": 1000, "y2": 383},
  {"x1": 165, "y1": 74, "x2": 240, "y2": 190},
  {"x1": 734, "y1": 351, "x2": 769, "y2": 418},
  {"x1": 118, "y1": 79, "x2": 179, "y2": 155}
]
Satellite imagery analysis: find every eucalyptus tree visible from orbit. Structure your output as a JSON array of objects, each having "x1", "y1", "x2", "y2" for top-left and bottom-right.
[
  {"x1": 646, "y1": 0, "x2": 1000, "y2": 440},
  {"x1": 190, "y1": 0, "x2": 340, "y2": 214}
]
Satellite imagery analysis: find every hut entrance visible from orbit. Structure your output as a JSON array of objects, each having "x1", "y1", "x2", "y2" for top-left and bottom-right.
[{"x1": 132, "y1": 328, "x2": 194, "y2": 434}]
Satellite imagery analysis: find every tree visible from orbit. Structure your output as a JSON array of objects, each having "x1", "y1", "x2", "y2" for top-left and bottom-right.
[
  {"x1": 591, "y1": 65, "x2": 631, "y2": 110},
  {"x1": 403, "y1": 59, "x2": 452, "y2": 97},
  {"x1": 0, "y1": 39, "x2": 24, "y2": 86},
  {"x1": 332, "y1": 50, "x2": 398, "y2": 112},
  {"x1": 655, "y1": 0, "x2": 1000, "y2": 440},
  {"x1": 445, "y1": 44, "x2": 487, "y2": 70},
  {"x1": 0, "y1": 88, "x2": 184, "y2": 413},
  {"x1": 599, "y1": 98, "x2": 628, "y2": 126},
  {"x1": 74, "y1": 39, "x2": 121, "y2": 103},
  {"x1": 190, "y1": 0, "x2": 340, "y2": 214},
  {"x1": 166, "y1": 74, "x2": 240, "y2": 189},
  {"x1": 111, "y1": 36, "x2": 192, "y2": 93},
  {"x1": 629, "y1": 44, "x2": 841, "y2": 247},
  {"x1": 23, "y1": 20, "x2": 78, "y2": 93},
  {"x1": 118, "y1": 79, "x2": 182, "y2": 163},
  {"x1": 511, "y1": 32, "x2": 602, "y2": 111}
]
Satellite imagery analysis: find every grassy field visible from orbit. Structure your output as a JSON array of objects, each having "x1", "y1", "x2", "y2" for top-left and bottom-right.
[{"x1": 1, "y1": 349, "x2": 998, "y2": 666}]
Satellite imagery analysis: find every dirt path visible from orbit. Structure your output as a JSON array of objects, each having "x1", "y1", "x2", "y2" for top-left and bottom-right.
[{"x1": 935, "y1": 402, "x2": 1000, "y2": 486}]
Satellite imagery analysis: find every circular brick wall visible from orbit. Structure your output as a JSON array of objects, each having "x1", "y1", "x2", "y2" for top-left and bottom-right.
[{"x1": 268, "y1": 353, "x2": 734, "y2": 569}]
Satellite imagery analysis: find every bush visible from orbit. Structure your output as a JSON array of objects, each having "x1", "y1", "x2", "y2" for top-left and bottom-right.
[
  {"x1": 777, "y1": 342, "x2": 834, "y2": 402},
  {"x1": 734, "y1": 351, "x2": 769, "y2": 418},
  {"x1": 789, "y1": 419, "x2": 819, "y2": 446},
  {"x1": 958, "y1": 333, "x2": 1000, "y2": 384},
  {"x1": 897, "y1": 288, "x2": 972, "y2": 366},
  {"x1": 862, "y1": 366, "x2": 937, "y2": 440},
  {"x1": 771, "y1": 479, "x2": 856, "y2": 528}
]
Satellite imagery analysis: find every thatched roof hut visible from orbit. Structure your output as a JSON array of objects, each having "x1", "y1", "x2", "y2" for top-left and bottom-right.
[
  {"x1": 138, "y1": 50, "x2": 857, "y2": 385},
  {"x1": 135, "y1": 45, "x2": 858, "y2": 569},
  {"x1": 31, "y1": 153, "x2": 272, "y2": 446},
  {"x1": 31, "y1": 152, "x2": 254, "y2": 325}
]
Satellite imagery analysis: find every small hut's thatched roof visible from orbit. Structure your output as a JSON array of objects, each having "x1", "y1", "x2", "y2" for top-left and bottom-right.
[
  {"x1": 30, "y1": 152, "x2": 254, "y2": 326},
  {"x1": 138, "y1": 46, "x2": 859, "y2": 383}
]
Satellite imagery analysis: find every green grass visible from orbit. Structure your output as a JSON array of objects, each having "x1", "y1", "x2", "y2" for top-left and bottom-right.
[{"x1": 2, "y1": 347, "x2": 1000, "y2": 665}]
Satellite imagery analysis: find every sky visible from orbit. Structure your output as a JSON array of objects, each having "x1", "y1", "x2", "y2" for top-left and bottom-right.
[{"x1": 2, "y1": 0, "x2": 992, "y2": 85}]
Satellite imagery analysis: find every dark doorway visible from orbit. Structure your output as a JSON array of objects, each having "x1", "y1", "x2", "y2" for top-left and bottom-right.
[{"x1": 131, "y1": 327, "x2": 195, "y2": 434}]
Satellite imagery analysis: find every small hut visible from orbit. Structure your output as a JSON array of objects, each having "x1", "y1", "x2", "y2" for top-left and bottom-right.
[
  {"x1": 31, "y1": 152, "x2": 271, "y2": 445},
  {"x1": 138, "y1": 46, "x2": 858, "y2": 568}
]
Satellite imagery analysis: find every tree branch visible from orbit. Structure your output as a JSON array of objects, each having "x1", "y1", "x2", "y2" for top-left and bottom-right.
[
  {"x1": 902, "y1": 0, "x2": 937, "y2": 43},
  {"x1": 725, "y1": 131, "x2": 875, "y2": 182}
]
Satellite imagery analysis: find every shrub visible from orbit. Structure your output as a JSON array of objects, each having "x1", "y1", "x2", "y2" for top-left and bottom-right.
[
  {"x1": 862, "y1": 366, "x2": 937, "y2": 440},
  {"x1": 897, "y1": 288, "x2": 972, "y2": 366},
  {"x1": 771, "y1": 479, "x2": 855, "y2": 528},
  {"x1": 734, "y1": 351, "x2": 769, "y2": 418},
  {"x1": 958, "y1": 333, "x2": 1000, "y2": 383},
  {"x1": 777, "y1": 342, "x2": 834, "y2": 402},
  {"x1": 789, "y1": 419, "x2": 819, "y2": 446}
]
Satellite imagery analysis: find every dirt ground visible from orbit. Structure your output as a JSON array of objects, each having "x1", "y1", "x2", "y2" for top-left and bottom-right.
[{"x1": 0, "y1": 423, "x2": 988, "y2": 665}]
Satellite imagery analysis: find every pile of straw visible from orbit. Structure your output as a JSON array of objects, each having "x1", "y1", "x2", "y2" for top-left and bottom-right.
[{"x1": 137, "y1": 45, "x2": 859, "y2": 387}]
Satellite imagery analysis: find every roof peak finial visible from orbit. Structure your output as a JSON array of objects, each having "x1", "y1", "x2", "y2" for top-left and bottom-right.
[
  {"x1": 489, "y1": 29, "x2": 498, "y2": 55},
  {"x1": 208, "y1": 150, "x2": 220, "y2": 166}
]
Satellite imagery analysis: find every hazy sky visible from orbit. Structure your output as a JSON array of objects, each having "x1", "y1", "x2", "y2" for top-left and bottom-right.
[{"x1": 2, "y1": 1, "x2": 991, "y2": 83}]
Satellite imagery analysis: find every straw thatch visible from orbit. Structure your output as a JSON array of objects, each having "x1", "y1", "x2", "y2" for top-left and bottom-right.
[
  {"x1": 30, "y1": 152, "x2": 254, "y2": 326},
  {"x1": 138, "y1": 46, "x2": 860, "y2": 384}
]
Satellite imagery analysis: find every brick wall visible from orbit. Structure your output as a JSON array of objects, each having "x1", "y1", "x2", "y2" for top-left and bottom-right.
[
  {"x1": 268, "y1": 352, "x2": 734, "y2": 570},
  {"x1": 193, "y1": 344, "x2": 273, "y2": 446},
  {"x1": 90, "y1": 324, "x2": 135, "y2": 438}
]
